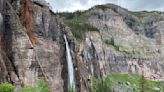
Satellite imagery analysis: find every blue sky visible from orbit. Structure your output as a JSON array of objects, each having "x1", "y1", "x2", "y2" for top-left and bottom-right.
[{"x1": 45, "y1": 0, "x2": 164, "y2": 12}]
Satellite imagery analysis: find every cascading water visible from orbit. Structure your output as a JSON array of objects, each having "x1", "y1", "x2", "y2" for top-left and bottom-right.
[{"x1": 64, "y1": 34, "x2": 75, "y2": 91}]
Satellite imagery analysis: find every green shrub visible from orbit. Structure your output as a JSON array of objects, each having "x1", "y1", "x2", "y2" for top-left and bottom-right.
[
  {"x1": 17, "y1": 80, "x2": 50, "y2": 92},
  {"x1": 95, "y1": 5, "x2": 109, "y2": 11},
  {"x1": 37, "y1": 80, "x2": 50, "y2": 92},
  {"x1": 65, "y1": 20, "x2": 99, "y2": 40},
  {"x1": 105, "y1": 37, "x2": 115, "y2": 46},
  {"x1": 17, "y1": 86, "x2": 36, "y2": 92},
  {"x1": 131, "y1": 11, "x2": 154, "y2": 17},
  {"x1": 0, "y1": 83, "x2": 15, "y2": 92},
  {"x1": 19, "y1": 0, "x2": 25, "y2": 5},
  {"x1": 91, "y1": 77, "x2": 111, "y2": 92},
  {"x1": 57, "y1": 11, "x2": 83, "y2": 20}
]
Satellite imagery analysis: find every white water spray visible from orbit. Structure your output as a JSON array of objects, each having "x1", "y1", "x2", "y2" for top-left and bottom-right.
[{"x1": 64, "y1": 34, "x2": 75, "y2": 91}]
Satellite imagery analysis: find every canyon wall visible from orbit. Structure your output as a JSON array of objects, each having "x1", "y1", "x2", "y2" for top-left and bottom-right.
[{"x1": 0, "y1": 0, "x2": 65, "y2": 91}]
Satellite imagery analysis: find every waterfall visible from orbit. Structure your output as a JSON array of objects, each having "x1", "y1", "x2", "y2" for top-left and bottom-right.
[{"x1": 64, "y1": 34, "x2": 75, "y2": 91}]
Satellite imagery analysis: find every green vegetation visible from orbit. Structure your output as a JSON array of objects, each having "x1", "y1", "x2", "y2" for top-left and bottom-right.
[
  {"x1": 91, "y1": 74, "x2": 164, "y2": 92},
  {"x1": 132, "y1": 20, "x2": 145, "y2": 29},
  {"x1": 17, "y1": 80, "x2": 50, "y2": 92},
  {"x1": 37, "y1": 80, "x2": 50, "y2": 92},
  {"x1": 104, "y1": 37, "x2": 115, "y2": 47},
  {"x1": 65, "y1": 19, "x2": 99, "y2": 40},
  {"x1": 95, "y1": 5, "x2": 109, "y2": 11},
  {"x1": 14, "y1": 12, "x2": 20, "y2": 20},
  {"x1": 58, "y1": 8, "x2": 100, "y2": 41},
  {"x1": 19, "y1": 0, "x2": 25, "y2": 5},
  {"x1": 57, "y1": 11, "x2": 83, "y2": 20},
  {"x1": 131, "y1": 11, "x2": 154, "y2": 17},
  {"x1": 58, "y1": 10, "x2": 100, "y2": 41},
  {"x1": 91, "y1": 77, "x2": 112, "y2": 92},
  {"x1": 0, "y1": 83, "x2": 15, "y2": 92},
  {"x1": 104, "y1": 37, "x2": 136, "y2": 55},
  {"x1": 17, "y1": 86, "x2": 36, "y2": 92},
  {"x1": 0, "y1": 80, "x2": 50, "y2": 92},
  {"x1": 125, "y1": 17, "x2": 145, "y2": 32}
]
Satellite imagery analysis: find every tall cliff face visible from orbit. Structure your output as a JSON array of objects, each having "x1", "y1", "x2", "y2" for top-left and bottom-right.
[
  {"x1": 62, "y1": 4, "x2": 164, "y2": 92},
  {"x1": 0, "y1": 0, "x2": 65, "y2": 92}
]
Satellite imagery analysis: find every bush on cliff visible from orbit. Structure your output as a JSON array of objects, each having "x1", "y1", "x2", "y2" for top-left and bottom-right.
[
  {"x1": 17, "y1": 80, "x2": 50, "y2": 92},
  {"x1": 37, "y1": 80, "x2": 50, "y2": 92},
  {"x1": 0, "y1": 83, "x2": 15, "y2": 92},
  {"x1": 65, "y1": 19, "x2": 99, "y2": 40},
  {"x1": 17, "y1": 86, "x2": 36, "y2": 92}
]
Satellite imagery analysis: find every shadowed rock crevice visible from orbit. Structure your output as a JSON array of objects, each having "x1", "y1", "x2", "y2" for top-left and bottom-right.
[{"x1": 1, "y1": 1, "x2": 22, "y2": 86}]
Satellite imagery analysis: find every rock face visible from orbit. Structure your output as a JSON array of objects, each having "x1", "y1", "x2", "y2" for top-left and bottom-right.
[
  {"x1": 63, "y1": 4, "x2": 164, "y2": 92},
  {"x1": 0, "y1": 0, "x2": 65, "y2": 92}
]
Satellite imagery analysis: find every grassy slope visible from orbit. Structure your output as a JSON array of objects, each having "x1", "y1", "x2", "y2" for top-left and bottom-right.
[
  {"x1": 131, "y1": 11, "x2": 156, "y2": 17},
  {"x1": 64, "y1": 17, "x2": 99, "y2": 40},
  {"x1": 91, "y1": 74, "x2": 164, "y2": 92}
]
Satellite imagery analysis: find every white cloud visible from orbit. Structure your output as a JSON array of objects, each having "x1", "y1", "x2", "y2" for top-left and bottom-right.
[
  {"x1": 45, "y1": 0, "x2": 164, "y2": 12},
  {"x1": 45, "y1": 0, "x2": 118, "y2": 12},
  {"x1": 59, "y1": 1, "x2": 88, "y2": 12}
]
